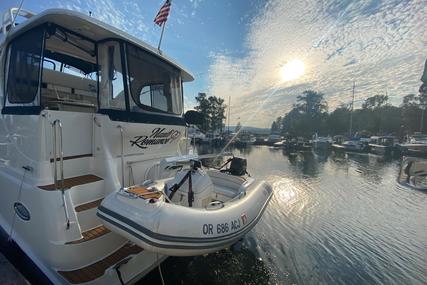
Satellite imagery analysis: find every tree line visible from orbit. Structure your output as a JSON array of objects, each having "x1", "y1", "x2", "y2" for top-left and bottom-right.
[{"x1": 270, "y1": 90, "x2": 427, "y2": 138}]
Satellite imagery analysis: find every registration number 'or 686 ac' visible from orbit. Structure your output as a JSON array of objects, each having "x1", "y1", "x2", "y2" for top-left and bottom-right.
[{"x1": 202, "y1": 218, "x2": 243, "y2": 235}]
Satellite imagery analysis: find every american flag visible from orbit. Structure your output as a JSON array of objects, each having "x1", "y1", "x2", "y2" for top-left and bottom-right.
[{"x1": 154, "y1": 0, "x2": 171, "y2": 26}]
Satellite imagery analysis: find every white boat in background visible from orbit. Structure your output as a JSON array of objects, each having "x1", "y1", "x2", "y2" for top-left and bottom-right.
[
  {"x1": 188, "y1": 126, "x2": 206, "y2": 143},
  {"x1": 397, "y1": 134, "x2": 427, "y2": 156},
  {"x1": 0, "y1": 8, "x2": 272, "y2": 284},
  {"x1": 332, "y1": 140, "x2": 368, "y2": 153},
  {"x1": 312, "y1": 134, "x2": 333, "y2": 150},
  {"x1": 398, "y1": 156, "x2": 427, "y2": 190},
  {"x1": 266, "y1": 134, "x2": 282, "y2": 145},
  {"x1": 369, "y1": 136, "x2": 396, "y2": 155}
]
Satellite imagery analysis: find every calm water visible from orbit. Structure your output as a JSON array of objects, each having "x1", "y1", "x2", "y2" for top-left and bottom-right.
[{"x1": 141, "y1": 146, "x2": 426, "y2": 285}]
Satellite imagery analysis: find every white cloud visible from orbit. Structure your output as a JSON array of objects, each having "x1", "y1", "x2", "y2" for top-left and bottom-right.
[
  {"x1": 49, "y1": 0, "x2": 151, "y2": 41},
  {"x1": 207, "y1": 0, "x2": 427, "y2": 127}
]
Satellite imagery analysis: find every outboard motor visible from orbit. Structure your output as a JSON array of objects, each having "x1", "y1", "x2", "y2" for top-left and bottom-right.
[
  {"x1": 166, "y1": 160, "x2": 214, "y2": 208},
  {"x1": 220, "y1": 157, "x2": 248, "y2": 176}
]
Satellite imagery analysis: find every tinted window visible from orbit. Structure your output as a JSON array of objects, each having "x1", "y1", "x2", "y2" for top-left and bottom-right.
[
  {"x1": 126, "y1": 45, "x2": 182, "y2": 114},
  {"x1": 6, "y1": 28, "x2": 44, "y2": 104}
]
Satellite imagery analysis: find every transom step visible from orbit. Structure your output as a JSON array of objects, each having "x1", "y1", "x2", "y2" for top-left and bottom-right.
[
  {"x1": 75, "y1": 198, "x2": 103, "y2": 212},
  {"x1": 38, "y1": 174, "x2": 103, "y2": 191},
  {"x1": 58, "y1": 243, "x2": 143, "y2": 284},
  {"x1": 66, "y1": 225, "x2": 110, "y2": 245}
]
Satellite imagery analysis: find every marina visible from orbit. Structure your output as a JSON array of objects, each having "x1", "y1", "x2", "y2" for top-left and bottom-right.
[
  {"x1": 139, "y1": 145, "x2": 426, "y2": 284},
  {"x1": 0, "y1": 1, "x2": 426, "y2": 285}
]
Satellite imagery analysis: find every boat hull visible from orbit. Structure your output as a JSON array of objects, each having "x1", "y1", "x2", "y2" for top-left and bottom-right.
[{"x1": 369, "y1": 144, "x2": 393, "y2": 155}]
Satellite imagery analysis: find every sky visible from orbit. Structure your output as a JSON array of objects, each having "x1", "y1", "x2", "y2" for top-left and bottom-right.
[{"x1": 1, "y1": 0, "x2": 426, "y2": 128}]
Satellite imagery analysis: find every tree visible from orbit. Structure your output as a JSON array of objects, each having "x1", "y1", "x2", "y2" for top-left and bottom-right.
[
  {"x1": 194, "y1": 93, "x2": 210, "y2": 132},
  {"x1": 194, "y1": 93, "x2": 226, "y2": 133},
  {"x1": 296, "y1": 90, "x2": 328, "y2": 116},
  {"x1": 362, "y1": 95, "x2": 388, "y2": 109},
  {"x1": 271, "y1": 116, "x2": 282, "y2": 133},
  {"x1": 401, "y1": 94, "x2": 424, "y2": 133},
  {"x1": 271, "y1": 90, "x2": 411, "y2": 138},
  {"x1": 208, "y1": 96, "x2": 226, "y2": 133},
  {"x1": 271, "y1": 121, "x2": 278, "y2": 133}
]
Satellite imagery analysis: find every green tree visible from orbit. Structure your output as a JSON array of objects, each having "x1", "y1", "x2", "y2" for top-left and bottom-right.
[
  {"x1": 194, "y1": 93, "x2": 226, "y2": 133},
  {"x1": 362, "y1": 94, "x2": 388, "y2": 109},
  {"x1": 194, "y1": 93, "x2": 209, "y2": 132},
  {"x1": 296, "y1": 90, "x2": 328, "y2": 116},
  {"x1": 208, "y1": 96, "x2": 226, "y2": 132}
]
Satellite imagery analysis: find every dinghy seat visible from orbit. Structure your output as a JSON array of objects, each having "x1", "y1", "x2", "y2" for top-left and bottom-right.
[{"x1": 125, "y1": 186, "x2": 162, "y2": 199}]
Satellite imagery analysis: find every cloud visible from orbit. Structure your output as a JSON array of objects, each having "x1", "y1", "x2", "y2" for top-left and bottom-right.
[
  {"x1": 206, "y1": 0, "x2": 427, "y2": 127},
  {"x1": 48, "y1": 0, "x2": 151, "y2": 40}
]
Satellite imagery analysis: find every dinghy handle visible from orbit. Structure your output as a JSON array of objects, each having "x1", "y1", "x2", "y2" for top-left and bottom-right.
[{"x1": 206, "y1": 200, "x2": 224, "y2": 210}]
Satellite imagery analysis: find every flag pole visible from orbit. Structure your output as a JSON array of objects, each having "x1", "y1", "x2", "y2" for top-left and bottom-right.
[{"x1": 157, "y1": 22, "x2": 166, "y2": 52}]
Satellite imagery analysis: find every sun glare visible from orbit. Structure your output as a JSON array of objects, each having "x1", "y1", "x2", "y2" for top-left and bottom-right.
[{"x1": 281, "y1": 59, "x2": 305, "y2": 82}]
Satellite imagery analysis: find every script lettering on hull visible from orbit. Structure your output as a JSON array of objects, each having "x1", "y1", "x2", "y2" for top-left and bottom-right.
[{"x1": 130, "y1": 127, "x2": 181, "y2": 149}]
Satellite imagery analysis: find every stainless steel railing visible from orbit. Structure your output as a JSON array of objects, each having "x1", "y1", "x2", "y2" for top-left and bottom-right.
[
  {"x1": 52, "y1": 120, "x2": 70, "y2": 229},
  {"x1": 117, "y1": 125, "x2": 125, "y2": 189}
]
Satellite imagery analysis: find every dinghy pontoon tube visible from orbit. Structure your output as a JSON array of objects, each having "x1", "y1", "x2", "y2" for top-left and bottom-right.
[{"x1": 97, "y1": 160, "x2": 273, "y2": 256}]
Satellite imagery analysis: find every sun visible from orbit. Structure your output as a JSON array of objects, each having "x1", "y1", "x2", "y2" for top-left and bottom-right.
[{"x1": 281, "y1": 59, "x2": 305, "y2": 82}]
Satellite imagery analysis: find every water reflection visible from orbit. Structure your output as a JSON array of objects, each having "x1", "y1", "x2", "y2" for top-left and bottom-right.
[
  {"x1": 142, "y1": 247, "x2": 274, "y2": 285},
  {"x1": 140, "y1": 146, "x2": 426, "y2": 285}
]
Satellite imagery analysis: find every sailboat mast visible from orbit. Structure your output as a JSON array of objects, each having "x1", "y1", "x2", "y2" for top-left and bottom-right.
[
  {"x1": 227, "y1": 96, "x2": 231, "y2": 133},
  {"x1": 349, "y1": 81, "x2": 355, "y2": 136}
]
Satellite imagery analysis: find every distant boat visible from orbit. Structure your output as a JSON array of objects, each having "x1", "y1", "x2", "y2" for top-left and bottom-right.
[
  {"x1": 266, "y1": 134, "x2": 282, "y2": 145},
  {"x1": 273, "y1": 139, "x2": 286, "y2": 147},
  {"x1": 235, "y1": 131, "x2": 256, "y2": 147},
  {"x1": 312, "y1": 135, "x2": 333, "y2": 150},
  {"x1": 397, "y1": 134, "x2": 427, "y2": 156},
  {"x1": 332, "y1": 140, "x2": 368, "y2": 153},
  {"x1": 188, "y1": 126, "x2": 206, "y2": 143},
  {"x1": 398, "y1": 156, "x2": 427, "y2": 190},
  {"x1": 369, "y1": 136, "x2": 396, "y2": 155}
]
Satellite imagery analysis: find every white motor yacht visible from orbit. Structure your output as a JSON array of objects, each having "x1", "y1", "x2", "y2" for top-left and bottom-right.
[
  {"x1": 0, "y1": 8, "x2": 272, "y2": 285},
  {"x1": 397, "y1": 134, "x2": 427, "y2": 156}
]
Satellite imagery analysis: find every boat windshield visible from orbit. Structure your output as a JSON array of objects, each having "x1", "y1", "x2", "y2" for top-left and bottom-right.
[{"x1": 3, "y1": 24, "x2": 184, "y2": 117}]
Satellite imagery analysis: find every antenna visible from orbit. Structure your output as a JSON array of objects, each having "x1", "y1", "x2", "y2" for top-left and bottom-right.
[
  {"x1": 349, "y1": 81, "x2": 355, "y2": 136},
  {"x1": 227, "y1": 96, "x2": 231, "y2": 134}
]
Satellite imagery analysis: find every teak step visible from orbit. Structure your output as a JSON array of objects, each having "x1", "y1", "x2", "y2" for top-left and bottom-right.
[
  {"x1": 58, "y1": 243, "x2": 143, "y2": 284},
  {"x1": 50, "y1": 153, "x2": 93, "y2": 163},
  {"x1": 38, "y1": 175, "x2": 103, "y2": 191},
  {"x1": 66, "y1": 225, "x2": 110, "y2": 245},
  {"x1": 75, "y1": 198, "x2": 103, "y2": 212}
]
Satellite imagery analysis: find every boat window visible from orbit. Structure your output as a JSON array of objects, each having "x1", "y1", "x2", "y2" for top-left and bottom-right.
[
  {"x1": 5, "y1": 27, "x2": 44, "y2": 106},
  {"x1": 41, "y1": 26, "x2": 97, "y2": 112},
  {"x1": 98, "y1": 41, "x2": 127, "y2": 111},
  {"x1": 126, "y1": 44, "x2": 183, "y2": 114}
]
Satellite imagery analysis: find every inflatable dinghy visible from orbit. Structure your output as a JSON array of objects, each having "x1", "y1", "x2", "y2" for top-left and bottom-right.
[{"x1": 97, "y1": 159, "x2": 273, "y2": 256}]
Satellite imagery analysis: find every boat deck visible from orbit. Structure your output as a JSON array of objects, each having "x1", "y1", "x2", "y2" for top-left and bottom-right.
[{"x1": 58, "y1": 243, "x2": 143, "y2": 284}]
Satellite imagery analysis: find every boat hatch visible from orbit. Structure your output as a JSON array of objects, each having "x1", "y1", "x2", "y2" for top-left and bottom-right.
[{"x1": 2, "y1": 23, "x2": 186, "y2": 123}]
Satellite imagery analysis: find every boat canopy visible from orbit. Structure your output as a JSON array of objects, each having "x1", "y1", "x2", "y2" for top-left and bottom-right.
[
  {"x1": 1, "y1": 9, "x2": 193, "y2": 82},
  {"x1": 1, "y1": 9, "x2": 193, "y2": 124}
]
